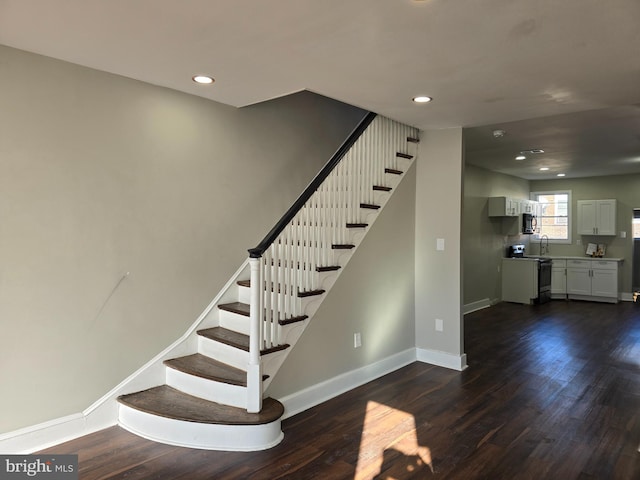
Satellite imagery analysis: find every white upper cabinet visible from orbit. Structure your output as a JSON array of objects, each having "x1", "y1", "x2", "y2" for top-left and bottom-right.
[
  {"x1": 576, "y1": 199, "x2": 616, "y2": 235},
  {"x1": 488, "y1": 196, "x2": 519, "y2": 217},
  {"x1": 519, "y1": 199, "x2": 537, "y2": 214},
  {"x1": 488, "y1": 197, "x2": 538, "y2": 217}
]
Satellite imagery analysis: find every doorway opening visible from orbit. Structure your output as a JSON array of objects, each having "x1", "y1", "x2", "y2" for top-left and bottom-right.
[{"x1": 633, "y1": 209, "x2": 640, "y2": 302}]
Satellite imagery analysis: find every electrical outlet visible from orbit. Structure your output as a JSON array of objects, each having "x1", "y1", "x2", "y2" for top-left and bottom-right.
[
  {"x1": 497, "y1": 264, "x2": 500, "y2": 273},
  {"x1": 435, "y1": 319, "x2": 444, "y2": 332},
  {"x1": 576, "y1": 238, "x2": 582, "y2": 245},
  {"x1": 354, "y1": 332, "x2": 362, "y2": 348}
]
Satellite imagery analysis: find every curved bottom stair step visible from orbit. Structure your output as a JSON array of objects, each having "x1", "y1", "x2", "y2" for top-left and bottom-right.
[{"x1": 117, "y1": 385, "x2": 284, "y2": 425}]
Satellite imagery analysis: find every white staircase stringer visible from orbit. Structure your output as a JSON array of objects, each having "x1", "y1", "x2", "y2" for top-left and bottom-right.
[{"x1": 262, "y1": 157, "x2": 416, "y2": 392}]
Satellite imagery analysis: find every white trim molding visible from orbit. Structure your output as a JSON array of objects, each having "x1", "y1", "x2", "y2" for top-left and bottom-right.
[
  {"x1": 620, "y1": 292, "x2": 634, "y2": 302},
  {"x1": 463, "y1": 298, "x2": 492, "y2": 315},
  {"x1": 278, "y1": 348, "x2": 417, "y2": 420},
  {"x1": 416, "y1": 347, "x2": 468, "y2": 371},
  {"x1": 0, "y1": 413, "x2": 112, "y2": 454},
  {"x1": 1, "y1": 345, "x2": 471, "y2": 453}
]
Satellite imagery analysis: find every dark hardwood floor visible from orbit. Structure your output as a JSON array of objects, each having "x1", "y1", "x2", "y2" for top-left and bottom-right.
[{"x1": 39, "y1": 300, "x2": 640, "y2": 479}]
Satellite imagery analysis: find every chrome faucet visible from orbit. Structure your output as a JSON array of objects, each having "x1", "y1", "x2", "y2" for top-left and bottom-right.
[{"x1": 540, "y1": 234, "x2": 549, "y2": 255}]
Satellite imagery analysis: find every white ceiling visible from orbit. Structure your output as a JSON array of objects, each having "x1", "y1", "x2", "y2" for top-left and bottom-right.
[{"x1": 1, "y1": 0, "x2": 639, "y2": 179}]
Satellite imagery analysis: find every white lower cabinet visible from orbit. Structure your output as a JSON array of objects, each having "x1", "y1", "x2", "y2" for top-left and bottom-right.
[
  {"x1": 566, "y1": 259, "x2": 619, "y2": 303},
  {"x1": 550, "y1": 259, "x2": 567, "y2": 298}
]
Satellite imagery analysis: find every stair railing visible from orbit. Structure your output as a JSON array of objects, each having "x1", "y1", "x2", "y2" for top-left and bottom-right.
[{"x1": 245, "y1": 113, "x2": 417, "y2": 412}]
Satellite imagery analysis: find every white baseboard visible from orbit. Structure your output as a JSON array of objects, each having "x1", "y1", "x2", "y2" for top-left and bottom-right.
[
  {"x1": 278, "y1": 348, "x2": 417, "y2": 420},
  {"x1": 463, "y1": 298, "x2": 492, "y2": 314},
  {"x1": 416, "y1": 347, "x2": 468, "y2": 371},
  {"x1": 2, "y1": 345, "x2": 468, "y2": 453},
  {"x1": 0, "y1": 413, "x2": 114, "y2": 454},
  {"x1": 620, "y1": 292, "x2": 634, "y2": 302}
]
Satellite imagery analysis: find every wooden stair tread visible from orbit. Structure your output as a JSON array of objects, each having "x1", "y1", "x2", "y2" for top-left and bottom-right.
[
  {"x1": 118, "y1": 385, "x2": 283, "y2": 425},
  {"x1": 235, "y1": 281, "x2": 324, "y2": 298},
  {"x1": 219, "y1": 302, "x2": 250, "y2": 317},
  {"x1": 396, "y1": 152, "x2": 413, "y2": 159},
  {"x1": 278, "y1": 315, "x2": 308, "y2": 326},
  {"x1": 360, "y1": 203, "x2": 381, "y2": 210},
  {"x1": 297, "y1": 289, "x2": 325, "y2": 298},
  {"x1": 271, "y1": 259, "x2": 340, "y2": 271},
  {"x1": 385, "y1": 168, "x2": 403, "y2": 175},
  {"x1": 198, "y1": 327, "x2": 290, "y2": 355},
  {"x1": 198, "y1": 326, "x2": 250, "y2": 351},
  {"x1": 316, "y1": 265, "x2": 341, "y2": 272},
  {"x1": 164, "y1": 353, "x2": 267, "y2": 386},
  {"x1": 373, "y1": 185, "x2": 392, "y2": 192}
]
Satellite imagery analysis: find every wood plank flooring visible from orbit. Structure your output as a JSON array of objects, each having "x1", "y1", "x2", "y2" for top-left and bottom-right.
[{"x1": 39, "y1": 300, "x2": 640, "y2": 479}]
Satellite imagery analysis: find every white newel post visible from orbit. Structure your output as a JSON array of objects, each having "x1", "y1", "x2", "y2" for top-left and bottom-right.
[{"x1": 247, "y1": 256, "x2": 263, "y2": 413}]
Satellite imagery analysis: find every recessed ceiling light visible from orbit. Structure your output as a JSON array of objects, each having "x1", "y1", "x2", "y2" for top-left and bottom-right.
[
  {"x1": 557, "y1": 173, "x2": 566, "y2": 177},
  {"x1": 521, "y1": 149, "x2": 545, "y2": 155},
  {"x1": 515, "y1": 155, "x2": 526, "y2": 160},
  {"x1": 412, "y1": 96, "x2": 433, "y2": 104},
  {"x1": 192, "y1": 75, "x2": 215, "y2": 84},
  {"x1": 493, "y1": 129, "x2": 506, "y2": 138},
  {"x1": 540, "y1": 167, "x2": 550, "y2": 171}
]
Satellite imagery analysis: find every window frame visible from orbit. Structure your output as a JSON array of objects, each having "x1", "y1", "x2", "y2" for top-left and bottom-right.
[{"x1": 530, "y1": 190, "x2": 572, "y2": 244}]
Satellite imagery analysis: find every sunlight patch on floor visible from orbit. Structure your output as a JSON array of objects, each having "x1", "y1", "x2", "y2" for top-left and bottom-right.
[{"x1": 355, "y1": 400, "x2": 433, "y2": 479}]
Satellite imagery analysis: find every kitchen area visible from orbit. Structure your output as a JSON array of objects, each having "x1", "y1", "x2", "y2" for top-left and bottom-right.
[
  {"x1": 461, "y1": 103, "x2": 640, "y2": 314},
  {"x1": 487, "y1": 194, "x2": 625, "y2": 306}
]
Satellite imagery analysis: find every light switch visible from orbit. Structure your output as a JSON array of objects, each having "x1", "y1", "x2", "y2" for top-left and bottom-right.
[
  {"x1": 436, "y1": 238, "x2": 445, "y2": 251},
  {"x1": 620, "y1": 231, "x2": 627, "y2": 238}
]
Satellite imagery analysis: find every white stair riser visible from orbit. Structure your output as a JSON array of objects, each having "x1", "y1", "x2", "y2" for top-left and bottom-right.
[
  {"x1": 165, "y1": 368, "x2": 248, "y2": 409},
  {"x1": 372, "y1": 190, "x2": 391, "y2": 205},
  {"x1": 219, "y1": 310, "x2": 250, "y2": 335},
  {"x1": 198, "y1": 336, "x2": 249, "y2": 371},
  {"x1": 119, "y1": 405, "x2": 283, "y2": 451},
  {"x1": 238, "y1": 284, "x2": 251, "y2": 304},
  {"x1": 238, "y1": 270, "x2": 339, "y2": 301}
]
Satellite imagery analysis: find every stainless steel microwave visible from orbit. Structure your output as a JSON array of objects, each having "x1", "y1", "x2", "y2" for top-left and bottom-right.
[{"x1": 522, "y1": 213, "x2": 536, "y2": 234}]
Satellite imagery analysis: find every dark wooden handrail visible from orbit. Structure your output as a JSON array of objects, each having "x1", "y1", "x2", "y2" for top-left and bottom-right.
[{"x1": 248, "y1": 111, "x2": 377, "y2": 258}]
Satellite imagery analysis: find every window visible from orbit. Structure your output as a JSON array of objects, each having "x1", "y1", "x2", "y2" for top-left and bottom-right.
[
  {"x1": 633, "y1": 209, "x2": 640, "y2": 239},
  {"x1": 531, "y1": 191, "x2": 571, "y2": 242}
]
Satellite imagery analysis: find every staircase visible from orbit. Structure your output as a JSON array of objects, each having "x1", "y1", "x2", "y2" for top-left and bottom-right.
[{"x1": 116, "y1": 113, "x2": 419, "y2": 451}]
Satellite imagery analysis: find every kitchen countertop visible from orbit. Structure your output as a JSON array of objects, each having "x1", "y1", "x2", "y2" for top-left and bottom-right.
[{"x1": 524, "y1": 255, "x2": 624, "y2": 262}]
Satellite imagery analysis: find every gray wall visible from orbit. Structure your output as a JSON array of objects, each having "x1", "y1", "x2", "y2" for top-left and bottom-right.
[
  {"x1": 463, "y1": 164, "x2": 530, "y2": 306},
  {"x1": 0, "y1": 45, "x2": 366, "y2": 433},
  {"x1": 531, "y1": 173, "x2": 640, "y2": 295},
  {"x1": 415, "y1": 129, "x2": 464, "y2": 357}
]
